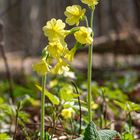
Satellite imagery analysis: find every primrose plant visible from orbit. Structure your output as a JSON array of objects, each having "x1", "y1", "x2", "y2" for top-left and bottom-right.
[{"x1": 33, "y1": 0, "x2": 119, "y2": 140}]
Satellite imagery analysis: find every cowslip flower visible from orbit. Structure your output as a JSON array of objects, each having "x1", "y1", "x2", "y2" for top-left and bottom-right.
[
  {"x1": 32, "y1": 59, "x2": 50, "y2": 75},
  {"x1": 43, "y1": 18, "x2": 69, "y2": 46},
  {"x1": 61, "y1": 108, "x2": 75, "y2": 119},
  {"x1": 91, "y1": 101, "x2": 99, "y2": 110},
  {"x1": 81, "y1": 0, "x2": 99, "y2": 7},
  {"x1": 64, "y1": 45, "x2": 77, "y2": 62},
  {"x1": 64, "y1": 5, "x2": 86, "y2": 26},
  {"x1": 46, "y1": 41, "x2": 67, "y2": 60},
  {"x1": 74, "y1": 27, "x2": 93, "y2": 45},
  {"x1": 51, "y1": 59, "x2": 69, "y2": 75}
]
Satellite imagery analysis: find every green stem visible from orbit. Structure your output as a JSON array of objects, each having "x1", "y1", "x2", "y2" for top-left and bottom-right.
[
  {"x1": 87, "y1": 9, "x2": 94, "y2": 123},
  {"x1": 128, "y1": 112, "x2": 132, "y2": 132},
  {"x1": 41, "y1": 75, "x2": 46, "y2": 140},
  {"x1": 85, "y1": 16, "x2": 89, "y2": 27}
]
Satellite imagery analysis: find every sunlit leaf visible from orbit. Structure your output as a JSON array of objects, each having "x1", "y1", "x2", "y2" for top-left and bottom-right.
[
  {"x1": 59, "y1": 84, "x2": 79, "y2": 101},
  {"x1": 36, "y1": 84, "x2": 60, "y2": 105},
  {"x1": 0, "y1": 133, "x2": 12, "y2": 140},
  {"x1": 114, "y1": 100, "x2": 140, "y2": 112}
]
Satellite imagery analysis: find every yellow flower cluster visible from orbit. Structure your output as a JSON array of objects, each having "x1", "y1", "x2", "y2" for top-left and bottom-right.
[{"x1": 33, "y1": 0, "x2": 99, "y2": 76}]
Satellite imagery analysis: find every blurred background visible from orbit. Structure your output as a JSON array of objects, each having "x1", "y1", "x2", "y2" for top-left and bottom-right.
[
  {"x1": 0, "y1": 0, "x2": 140, "y2": 78},
  {"x1": 1, "y1": 0, "x2": 140, "y2": 138}
]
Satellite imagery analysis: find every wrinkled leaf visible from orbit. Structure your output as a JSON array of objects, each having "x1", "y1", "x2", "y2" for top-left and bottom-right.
[
  {"x1": 98, "y1": 130, "x2": 118, "y2": 140},
  {"x1": 84, "y1": 121, "x2": 101, "y2": 140}
]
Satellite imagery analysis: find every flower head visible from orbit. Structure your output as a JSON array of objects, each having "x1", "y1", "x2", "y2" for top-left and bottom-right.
[
  {"x1": 51, "y1": 59, "x2": 69, "y2": 75},
  {"x1": 74, "y1": 27, "x2": 93, "y2": 45},
  {"x1": 32, "y1": 59, "x2": 50, "y2": 75},
  {"x1": 64, "y1": 5, "x2": 86, "y2": 26},
  {"x1": 81, "y1": 0, "x2": 99, "y2": 7},
  {"x1": 43, "y1": 18, "x2": 68, "y2": 46},
  {"x1": 61, "y1": 108, "x2": 75, "y2": 119},
  {"x1": 46, "y1": 41, "x2": 67, "y2": 60}
]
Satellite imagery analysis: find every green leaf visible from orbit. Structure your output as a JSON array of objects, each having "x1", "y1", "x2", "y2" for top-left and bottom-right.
[
  {"x1": 114, "y1": 100, "x2": 140, "y2": 112},
  {"x1": 98, "y1": 130, "x2": 118, "y2": 140},
  {"x1": 18, "y1": 111, "x2": 30, "y2": 123},
  {"x1": 0, "y1": 97, "x2": 4, "y2": 104},
  {"x1": 74, "y1": 136, "x2": 83, "y2": 140},
  {"x1": 45, "y1": 132, "x2": 51, "y2": 140},
  {"x1": 63, "y1": 102, "x2": 74, "y2": 108},
  {"x1": 36, "y1": 84, "x2": 60, "y2": 105},
  {"x1": 83, "y1": 122, "x2": 119, "y2": 140},
  {"x1": 13, "y1": 85, "x2": 35, "y2": 97},
  {"x1": 60, "y1": 92, "x2": 79, "y2": 101},
  {"x1": 0, "y1": 104, "x2": 15, "y2": 116},
  {"x1": 114, "y1": 100, "x2": 127, "y2": 111},
  {"x1": 103, "y1": 88, "x2": 128, "y2": 102},
  {"x1": 83, "y1": 121, "x2": 101, "y2": 140},
  {"x1": 0, "y1": 133, "x2": 12, "y2": 140},
  {"x1": 59, "y1": 84, "x2": 79, "y2": 101},
  {"x1": 73, "y1": 105, "x2": 88, "y2": 112},
  {"x1": 122, "y1": 132, "x2": 135, "y2": 140}
]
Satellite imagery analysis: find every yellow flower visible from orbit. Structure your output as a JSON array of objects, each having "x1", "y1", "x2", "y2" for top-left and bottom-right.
[
  {"x1": 91, "y1": 101, "x2": 99, "y2": 110},
  {"x1": 43, "y1": 18, "x2": 68, "y2": 46},
  {"x1": 46, "y1": 41, "x2": 67, "y2": 60},
  {"x1": 64, "y1": 5, "x2": 86, "y2": 26},
  {"x1": 51, "y1": 59, "x2": 69, "y2": 75},
  {"x1": 81, "y1": 0, "x2": 99, "y2": 7},
  {"x1": 61, "y1": 108, "x2": 75, "y2": 119},
  {"x1": 74, "y1": 27, "x2": 93, "y2": 45},
  {"x1": 32, "y1": 59, "x2": 50, "y2": 75},
  {"x1": 64, "y1": 45, "x2": 77, "y2": 62}
]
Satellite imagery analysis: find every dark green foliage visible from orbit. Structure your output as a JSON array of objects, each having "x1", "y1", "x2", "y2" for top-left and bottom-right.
[
  {"x1": 82, "y1": 122, "x2": 118, "y2": 140},
  {"x1": 83, "y1": 121, "x2": 101, "y2": 140},
  {"x1": 98, "y1": 130, "x2": 118, "y2": 140}
]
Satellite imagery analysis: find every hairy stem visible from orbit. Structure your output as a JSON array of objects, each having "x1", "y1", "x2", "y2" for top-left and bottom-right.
[
  {"x1": 87, "y1": 9, "x2": 94, "y2": 122},
  {"x1": 41, "y1": 75, "x2": 46, "y2": 140}
]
